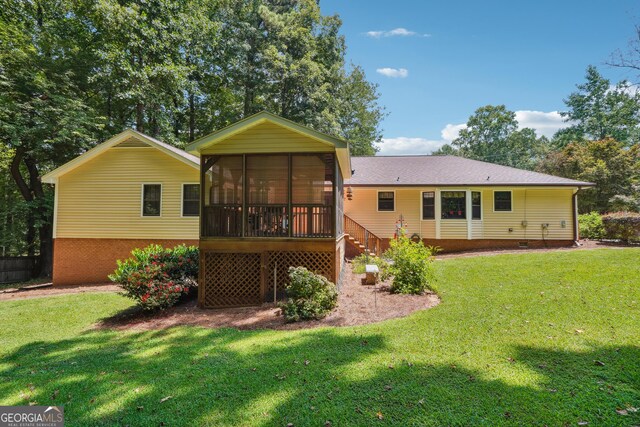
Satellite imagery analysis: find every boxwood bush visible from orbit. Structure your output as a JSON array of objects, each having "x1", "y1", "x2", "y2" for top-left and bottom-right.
[
  {"x1": 109, "y1": 244, "x2": 199, "y2": 310},
  {"x1": 578, "y1": 211, "x2": 605, "y2": 240},
  {"x1": 384, "y1": 233, "x2": 437, "y2": 295},
  {"x1": 601, "y1": 212, "x2": 640, "y2": 243},
  {"x1": 280, "y1": 267, "x2": 338, "y2": 322}
]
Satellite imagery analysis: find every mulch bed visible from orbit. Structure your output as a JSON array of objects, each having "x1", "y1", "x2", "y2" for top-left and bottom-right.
[{"x1": 96, "y1": 263, "x2": 440, "y2": 331}]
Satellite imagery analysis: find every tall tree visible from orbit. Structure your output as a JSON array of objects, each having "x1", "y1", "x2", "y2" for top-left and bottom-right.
[
  {"x1": 0, "y1": 0, "x2": 385, "y2": 273},
  {"x1": 448, "y1": 105, "x2": 548, "y2": 169},
  {"x1": 558, "y1": 65, "x2": 640, "y2": 146},
  {"x1": 0, "y1": 1, "x2": 104, "y2": 274},
  {"x1": 333, "y1": 65, "x2": 385, "y2": 155},
  {"x1": 538, "y1": 138, "x2": 640, "y2": 213}
]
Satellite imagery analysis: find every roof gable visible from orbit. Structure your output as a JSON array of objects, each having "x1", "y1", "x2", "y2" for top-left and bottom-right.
[
  {"x1": 185, "y1": 111, "x2": 352, "y2": 179},
  {"x1": 41, "y1": 129, "x2": 199, "y2": 184}
]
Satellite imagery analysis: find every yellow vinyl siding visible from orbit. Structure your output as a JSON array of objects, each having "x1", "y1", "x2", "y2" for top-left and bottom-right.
[
  {"x1": 420, "y1": 220, "x2": 436, "y2": 240},
  {"x1": 344, "y1": 187, "x2": 431, "y2": 239},
  {"x1": 345, "y1": 186, "x2": 576, "y2": 241},
  {"x1": 471, "y1": 220, "x2": 483, "y2": 239},
  {"x1": 56, "y1": 147, "x2": 199, "y2": 239},
  {"x1": 480, "y1": 188, "x2": 573, "y2": 240},
  {"x1": 201, "y1": 122, "x2": 333, "y2": 155},
  {"x1": 440, "y1": 220, "x2": 467, "y2": 239}
]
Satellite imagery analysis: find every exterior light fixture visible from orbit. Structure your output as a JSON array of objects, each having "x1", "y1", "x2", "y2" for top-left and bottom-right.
[{"x1": 346, "y1": 186, "x2": 353, "y2": 200}]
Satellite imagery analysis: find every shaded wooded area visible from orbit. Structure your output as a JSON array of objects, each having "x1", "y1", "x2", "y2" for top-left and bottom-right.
[{"x1": 0, "y1": 0, "x2": 386, "y2": 276}]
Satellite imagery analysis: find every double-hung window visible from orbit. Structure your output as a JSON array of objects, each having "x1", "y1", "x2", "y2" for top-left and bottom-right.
[
  {"x1": 142, "y1": 184, "x2": 161, "y2": 216},
  {"x1": 472, "y1": 191, "x2": 482, "y2": 220},
  {"x1": 378, "y1": 191, "x2": 395, "y2": 211},
  {"x1": 422, "y1": 192, "x2": 435, "y2": 219},
  {"x1": 182, "y1": 184, "x2": 200, "y2": 217},
  {"x1": 494, "y1": 191, "x2": 512, "y2": 212}
]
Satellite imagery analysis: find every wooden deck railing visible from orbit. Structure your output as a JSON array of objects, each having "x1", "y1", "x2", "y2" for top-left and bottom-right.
[
  {"x1": 344, "y1": 215, "x2": 382, "y2": 255},
  {"x1": 203, "y1": 204, "x2": 333, "y2": 238}
]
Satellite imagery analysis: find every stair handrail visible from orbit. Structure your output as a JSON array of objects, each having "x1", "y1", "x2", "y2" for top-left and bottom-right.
[{"x1": 344, "y1": 215, "x2": 382, "y2": 255}]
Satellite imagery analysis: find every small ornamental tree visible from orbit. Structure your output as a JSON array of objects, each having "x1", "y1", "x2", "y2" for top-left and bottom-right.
[
  {"x1": 109, "y1": 244, "x2": 199, "y2": 310},
  {"x1": 384, "y1": 233, "x2": 438, "y2": 295},
  {"x1": 280, "y1": 267, "x2": 338, "y2": 322}
]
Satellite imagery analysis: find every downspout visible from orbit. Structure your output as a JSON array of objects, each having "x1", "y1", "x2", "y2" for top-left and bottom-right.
[{"x1": 572, "y1": 187, "x2": 582, "y2": 245}]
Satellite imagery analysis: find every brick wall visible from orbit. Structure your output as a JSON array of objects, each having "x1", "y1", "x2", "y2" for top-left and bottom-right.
[{"x1": 53, "y1": 238, "x2": 199, "y2": 286}]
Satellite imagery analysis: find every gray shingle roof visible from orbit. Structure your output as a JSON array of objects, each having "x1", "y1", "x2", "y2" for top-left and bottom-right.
[{"x1": 346, "y1": 155, "x2": 593, "y2": 187}]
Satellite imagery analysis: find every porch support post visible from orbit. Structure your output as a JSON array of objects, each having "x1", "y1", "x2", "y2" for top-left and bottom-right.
[
  {"x1": 435, "y1": 189, "x2": 441, "y2": 239},
  {"x1": 466, "y1": 189, "x2": 472, "y2": 240}
]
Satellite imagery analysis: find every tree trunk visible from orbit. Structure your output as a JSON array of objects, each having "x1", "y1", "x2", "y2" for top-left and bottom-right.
[
  {"x1": 136, "y1": 103, "x2": 145, "y2": 132},
  {"x1": 24, "y1": 154, "x2": 52, "y2": 277},
  {"x1": 189, "y1": 92, "x2": 196, "y2": 142}
]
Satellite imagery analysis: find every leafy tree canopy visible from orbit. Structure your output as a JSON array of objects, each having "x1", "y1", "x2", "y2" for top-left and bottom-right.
[
  {"x1": 538, "y1": 138, "x2": 640, "y2": 213},
  {"x1": 441, "y1": 105, "x2": 549, "y2": 170},
  {"x1": 557, "y1": 65, "x2": 640, "y2": 146}
]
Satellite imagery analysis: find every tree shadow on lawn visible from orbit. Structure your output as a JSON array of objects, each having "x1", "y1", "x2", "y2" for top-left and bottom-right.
[{"x1": 0, "y1": 328, "x2": 638, "y2": 426}]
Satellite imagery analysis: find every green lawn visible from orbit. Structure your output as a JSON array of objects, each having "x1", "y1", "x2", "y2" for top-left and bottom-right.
[{"x1": 0, "y1": 249, "x2": 638, "y2": 426}]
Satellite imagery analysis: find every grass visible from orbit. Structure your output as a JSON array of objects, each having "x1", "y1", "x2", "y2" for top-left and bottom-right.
[{"x1": 0, "y1": 249, "x2": 638, "y2": 426}]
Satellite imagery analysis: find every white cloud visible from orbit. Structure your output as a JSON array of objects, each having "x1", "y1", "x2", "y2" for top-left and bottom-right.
[
  {"x1": 376, "y1": 67, "x2": 409, "y2": 78},
  {"x1": 514, "y1": 110, "x2": 570, "y2": 138},
  {"x1": 376, "y1": 137, "x2": 447, "y2": 156},
  {"x1": 366, "y1": 27, "x2": 429, "y2": 38},
  {"x1": 377, "y1": 110, "x2": 572, "y2": 156},
  {"x1": 441, "y1": 123, "x2": 466, "y2": 141},
  {"x1": 366, "y1": 30, "x2": 385, "y2": 38}
]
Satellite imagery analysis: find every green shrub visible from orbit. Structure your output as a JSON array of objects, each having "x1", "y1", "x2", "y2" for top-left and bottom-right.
[
  {"x1": 109, "y1": 244, "x2": 199, "y2": 310},
  {"x1": 384, "y1": 234, "x2": 437, "y2": 295},
  {"x1": 280, "y1": 267, "x2": 338, "y2": 322},
  {"x1": 351, "y1": 253, "x2": 391, "y2": 281},
  {"x1": 578, "y1": 212, "x2": 605, "y2": 239},
  {"x1": 601, "y1": 212, "x2": 640, "y2": 243}
]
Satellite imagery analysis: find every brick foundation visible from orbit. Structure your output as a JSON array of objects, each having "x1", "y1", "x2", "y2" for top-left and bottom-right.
[
  {"x1": 346, "y1": 238, "x2": 573, "y2": 258},
  {"x1": 53, "y1": 238, "x2": 199, "y2": 286}
]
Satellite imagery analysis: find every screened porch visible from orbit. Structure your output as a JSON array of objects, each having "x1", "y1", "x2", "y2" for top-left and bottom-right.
[{"x1": 200, "y1": 153, "x2": 343, "y2": 239}]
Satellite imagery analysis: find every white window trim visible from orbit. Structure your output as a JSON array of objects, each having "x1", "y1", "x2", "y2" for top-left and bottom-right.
[
  {"x1": 420, "y1": 191, "x2": 436, "y2": 221},
  {"x1": 181, "y1": 182, "x2": 200, "y2": 217},
  {"x1": 493, "y1": 189, "x2": 513, "y2": 213},
  {"x1": 471, "y1": 190, "x2": 483, "y2": 221},
  {"x1": 377, "y1": 190, "x2": 396, "y2": 212},
  {"x1": 141, "y1": 183, "x2": 162, "y2": 217}
]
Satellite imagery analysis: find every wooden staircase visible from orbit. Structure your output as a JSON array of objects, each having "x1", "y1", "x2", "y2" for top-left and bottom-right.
[{"x1": 344, "y1": 215, "x2": 382, "y2": 256}]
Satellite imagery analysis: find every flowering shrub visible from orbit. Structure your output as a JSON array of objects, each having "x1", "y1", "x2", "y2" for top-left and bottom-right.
[
  {"x1": 384, "y1": 233, "x2": 438, "y2": 295},
  {"x1": 280, "y1": 267, "x2": 338, "y2": 322},
  {"x1": 578, "y1": 212, "x2": 605, "y2": 240},
  {"x1": 601, "y1": 212, "x2": 640, "y2": 243},
  {"x1": 109, "y1": 244, "x2": 199, "y2": 310}
]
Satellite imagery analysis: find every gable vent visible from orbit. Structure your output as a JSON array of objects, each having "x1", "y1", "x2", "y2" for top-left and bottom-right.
[{"x1": 114, "y1": 138, "x2": 151, "y2": 148}]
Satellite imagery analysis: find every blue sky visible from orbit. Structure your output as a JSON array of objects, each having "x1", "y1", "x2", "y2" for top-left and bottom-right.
[{"x1": 320, "y1": 0, "x2": 640, "y2": 154}]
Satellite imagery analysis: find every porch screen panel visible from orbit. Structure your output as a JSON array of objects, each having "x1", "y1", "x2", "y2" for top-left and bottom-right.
[
  {"x1": 204, "y1": 156, "x2": 243, "y2": 237},
  {"x1": 247, "y1": 155, "x2": 288, "y2": 204},
  {"x1": 209, "y1": 156, "x2": 243, "y2": 205},
  {"x1": 246, "y1": 155, "x2": 289, "y2": 236},
  {"x1": 292, "y1": 154, "x2": 334, "y2": 237}
]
